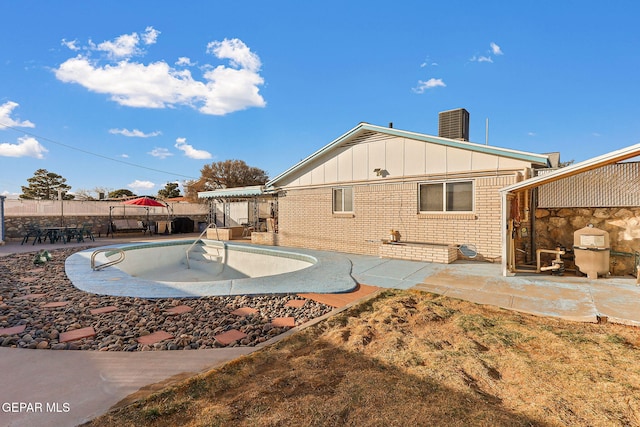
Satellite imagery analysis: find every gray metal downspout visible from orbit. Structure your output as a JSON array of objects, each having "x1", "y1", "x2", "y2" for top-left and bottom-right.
[{"x1": 0, "y1": 195, "x2": 6, "y2": 245}]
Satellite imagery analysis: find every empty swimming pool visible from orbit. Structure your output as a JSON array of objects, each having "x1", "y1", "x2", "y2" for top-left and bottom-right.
[{"x1": 65, "y1": 239, "x2": 357, "y2": 298}]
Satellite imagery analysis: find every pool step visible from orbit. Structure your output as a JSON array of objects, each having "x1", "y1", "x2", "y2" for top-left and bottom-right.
[
  {"x1": 201, "y1": 253, "x2": 222, "y2": 262},
  {"x1": 198, "y1": 244, "x2": 224, "y2": 262}
]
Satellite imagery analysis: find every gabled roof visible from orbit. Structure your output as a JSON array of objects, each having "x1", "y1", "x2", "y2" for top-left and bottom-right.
[
  {"x1": 198, "y1": 185, "x2": 264, "y2": 199},
  {"x1": 500, "y1": 143, "x2": 640, "y2": 194},
  {"x1": 266, "y1": 122, "x2": 550, "y2": 187}
]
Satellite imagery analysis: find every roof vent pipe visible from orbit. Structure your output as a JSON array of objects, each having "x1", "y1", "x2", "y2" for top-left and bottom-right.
[{"x1": 389, "y1": 122, "x2": 393, "y2": 128}]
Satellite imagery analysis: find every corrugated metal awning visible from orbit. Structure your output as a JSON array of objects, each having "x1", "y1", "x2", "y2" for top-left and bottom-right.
[{"x1": 198, "y1": 185, "x2": 264, "y2": 199}]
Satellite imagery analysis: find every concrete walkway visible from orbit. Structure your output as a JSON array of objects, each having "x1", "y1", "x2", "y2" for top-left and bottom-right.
[
  {"x1": 1, "y1": 237, "x2": 639, "y2": 426},
  {"x1": 345, "y1": 254, "x2": 640, "y2": 326}
]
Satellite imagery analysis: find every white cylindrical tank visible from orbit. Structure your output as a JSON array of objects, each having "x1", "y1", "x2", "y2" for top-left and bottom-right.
[{"x1": 573, "y1": 225, "x2": 610, "y2": 279}]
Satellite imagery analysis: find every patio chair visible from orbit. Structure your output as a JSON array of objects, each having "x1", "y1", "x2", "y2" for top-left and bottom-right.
[
  {"x1": 21, "y1": 225, "x2": 43, "y2": 245},
  {"x1": 64, "y1": 225, "x2": 82, "y2": 243},
  {"x1": 81, "y1": 223, "x2": 95, "y2": 242},
  {"x1": 240, "y1": 218, "x2": 253, "y2": 238}
]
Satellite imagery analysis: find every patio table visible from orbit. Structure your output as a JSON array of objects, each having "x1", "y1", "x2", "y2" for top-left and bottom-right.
[{"x1": 41, "y1": 227, "x2": 67, "y2": 244}]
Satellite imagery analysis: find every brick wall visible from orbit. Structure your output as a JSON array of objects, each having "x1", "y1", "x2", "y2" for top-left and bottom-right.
[
  {"x1": 379, "y1": 243, "x2": 458, "y2": 263},
  {"x1": 276, "y1": 174, "x2": 516, "y2": 259}
]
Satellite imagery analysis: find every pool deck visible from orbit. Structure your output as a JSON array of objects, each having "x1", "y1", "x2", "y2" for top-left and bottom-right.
[{"x1": 1, "y1": 235, "x2": 640, "y2": 426}]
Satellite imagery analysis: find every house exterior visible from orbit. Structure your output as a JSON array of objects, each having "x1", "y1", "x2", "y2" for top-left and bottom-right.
[{"x1": 265, "y1": 121, "x2": 550, "y2": 262}]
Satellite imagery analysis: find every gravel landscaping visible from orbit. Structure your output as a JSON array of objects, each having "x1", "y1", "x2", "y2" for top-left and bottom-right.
[{"x1": 0, "y1": 247, "x2": 333, "y2": 351}]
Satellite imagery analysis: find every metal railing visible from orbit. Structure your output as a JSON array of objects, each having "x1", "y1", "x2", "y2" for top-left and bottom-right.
[
  {"x1": 185, "y1": 223, "x2": 220, "y2": 269},
  {"x1": 91, "y1": 248, "x2": 125, "y2": 271}
]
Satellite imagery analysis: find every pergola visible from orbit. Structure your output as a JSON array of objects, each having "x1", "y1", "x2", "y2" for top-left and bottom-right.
[{"x1": 197, "y1": 185, "x2": 276, "y2": 230}]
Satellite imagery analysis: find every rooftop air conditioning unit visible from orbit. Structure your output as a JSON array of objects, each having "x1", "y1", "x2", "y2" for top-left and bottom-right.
[{"x1": 438, "y1": 108, "x2": 470, "y2": 141}]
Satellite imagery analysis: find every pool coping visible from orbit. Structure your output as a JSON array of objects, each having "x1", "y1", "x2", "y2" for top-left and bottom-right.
[{"x1": 65, "y1": 240, "x2": 358, "y2": 298}]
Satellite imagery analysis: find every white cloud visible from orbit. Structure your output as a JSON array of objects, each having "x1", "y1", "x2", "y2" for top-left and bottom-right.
[
  {"x1": 1, "y1": 190, "x2": 20, "y2": 199},
  {"x1": 207, "y1": 38, "x2": 261, "y2": 72},
  {"x1": 91, "y1": 27, "x2": 160, "y2": 60},
  {"x1": 0, "y1": 101, "x2": 35, "y2": 129},
  {"x1": 176, "y1": 57, "x2": 193, "y2": 66},
  {"x1": 469, "y1": 55, "x2": 494, "y2": 63},
  {"x1": 528, "y1": 132, "x2": 536, "y2": 136},
  {"x1": 142, "y1": 26, "x2": 160, "y2": 45},
  {"x1": 148, "y1": 147, "x2": 173, "y2": 159},
  {"x1": 412, "y1": 78, "x2": 446, "y2": 94},
  {"x1": 61, "y1": 39, "x2": 80, "y2": 51},
  {"x1": 420, "y1": 56, "x2": 438, "y2": 68},
  {"x1": 95, "y1": 33, "x2": 140, "y2": 59},
  {"x1": 0, "y1": 136, "x2": 48, "y2": 158},
  {"x1": 128, "y1": 180, "x2": 155, "y2": 191},
  {"x1": 109, "y1": 128, "x2": 161, "y2": 138},
  {"x1": 174, "y1": 137, "x2": 212, "y2": 159},
  {"x1": 55, "y1": 31, "x2": 265, "y2": 116},
  {"x1": 470, "y1": 42, "x2": 503, "y2": 64},
  {"x1": 120, "y1": 153, "x2": 129, "y2": 158}
]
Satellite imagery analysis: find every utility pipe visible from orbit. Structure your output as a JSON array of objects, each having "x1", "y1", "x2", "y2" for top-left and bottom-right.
[{"x1": 536, "y1": 248, "x2": 565, "y2": 273}]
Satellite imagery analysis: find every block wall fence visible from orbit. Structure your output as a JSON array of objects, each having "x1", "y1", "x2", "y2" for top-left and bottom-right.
[{"x1": 3, "y1": 215, "x2": 209, "y2": 240}]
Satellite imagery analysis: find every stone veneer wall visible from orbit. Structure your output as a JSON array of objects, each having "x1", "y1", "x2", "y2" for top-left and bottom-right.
[
  {"x1": 535, "y1": 207, "x2": 640, "y2": 275},
  {"x1": 4, "y1": 215, "x2": 208, "y2": 240},
  {"x1": 276, "y1": 174, "x2": 516, "y2": 260}
]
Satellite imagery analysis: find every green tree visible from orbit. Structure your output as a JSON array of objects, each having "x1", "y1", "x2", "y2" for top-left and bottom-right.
[
  {"x1": 109, "y1": 189, "x2": 136, "y2": 199},
  {"x1": 157, "y1": 182, "x2": 181, "y2": 199},
  {"x1": 20, "y1": 169, "x2": 73, "y2": 200},
  {"x1": 185, "y1": 160, "x2": 268, "y2": 200}
]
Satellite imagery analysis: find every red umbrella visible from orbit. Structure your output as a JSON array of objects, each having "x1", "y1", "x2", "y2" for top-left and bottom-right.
[{"x1": 122, "y1": 196, "x2": 166, "y2": 207}]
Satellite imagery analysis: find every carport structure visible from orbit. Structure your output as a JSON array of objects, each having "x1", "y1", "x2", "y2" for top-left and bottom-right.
[{"x1": 500, "y1": 143, "x2": 640, "y2": 277}]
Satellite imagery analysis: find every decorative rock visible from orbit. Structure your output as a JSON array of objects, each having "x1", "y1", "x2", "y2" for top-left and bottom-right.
[
  {"x1": 0, "y1": 247, "x2": 333, "y2": 351},
  {"x1": 2, "y1": 337, "x2": 18, "y2": 346},
  {"x1": 535, "y1": 209, "x2": 550, "y2": 218},
  {"x1": 556, "y1": 208, "x2": 574, "y2": 218}
]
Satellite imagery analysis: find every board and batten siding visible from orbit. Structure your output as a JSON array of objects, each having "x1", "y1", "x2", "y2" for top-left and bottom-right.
[{"x1": 279, "y1": 132, "x2": 533, "y2": 188}]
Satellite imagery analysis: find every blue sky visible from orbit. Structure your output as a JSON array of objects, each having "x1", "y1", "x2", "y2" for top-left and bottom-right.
[{"x1": 2, "y1": 1, "x2": 640, "y2": 198}]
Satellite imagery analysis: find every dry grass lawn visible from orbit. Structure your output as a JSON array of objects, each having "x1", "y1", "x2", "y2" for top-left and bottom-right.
[{"x1": 86, "y1": 290, "x2": 640, "y2": 426}]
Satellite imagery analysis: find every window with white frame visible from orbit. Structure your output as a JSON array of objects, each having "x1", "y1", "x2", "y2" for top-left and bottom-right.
[
  {"x1": 419, "y1": 181, "x2": 473, "y2": 212},
  {"x1": 333, "y1": 187, "x2": 353, "y2": 213}
]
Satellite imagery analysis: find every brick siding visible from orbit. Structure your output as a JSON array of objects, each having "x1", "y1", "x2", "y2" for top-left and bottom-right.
[{"x1": 276, "y1": 174, "x2": 517, "y2": 260}]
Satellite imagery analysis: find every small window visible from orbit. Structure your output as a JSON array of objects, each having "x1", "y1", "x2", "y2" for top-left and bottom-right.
[
  {"x1": 419, "y1": 181, "x2": 473, "y2": 212},
  {"x1": 333, "y1": 187, "x2": 353, "y2": 212}
]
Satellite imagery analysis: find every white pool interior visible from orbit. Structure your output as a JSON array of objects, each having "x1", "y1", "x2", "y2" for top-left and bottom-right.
[
  {"x1": 65, "y1": 239, "x2": 358, "y2": 297},
  {"x1": 111, "y1": 239, "x2": 315, "y2": 283}
]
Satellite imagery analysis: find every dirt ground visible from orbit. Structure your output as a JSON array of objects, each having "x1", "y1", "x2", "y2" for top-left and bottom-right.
[{"x1": 86, "y1": 289, "x2": 640, "y2": 427}]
